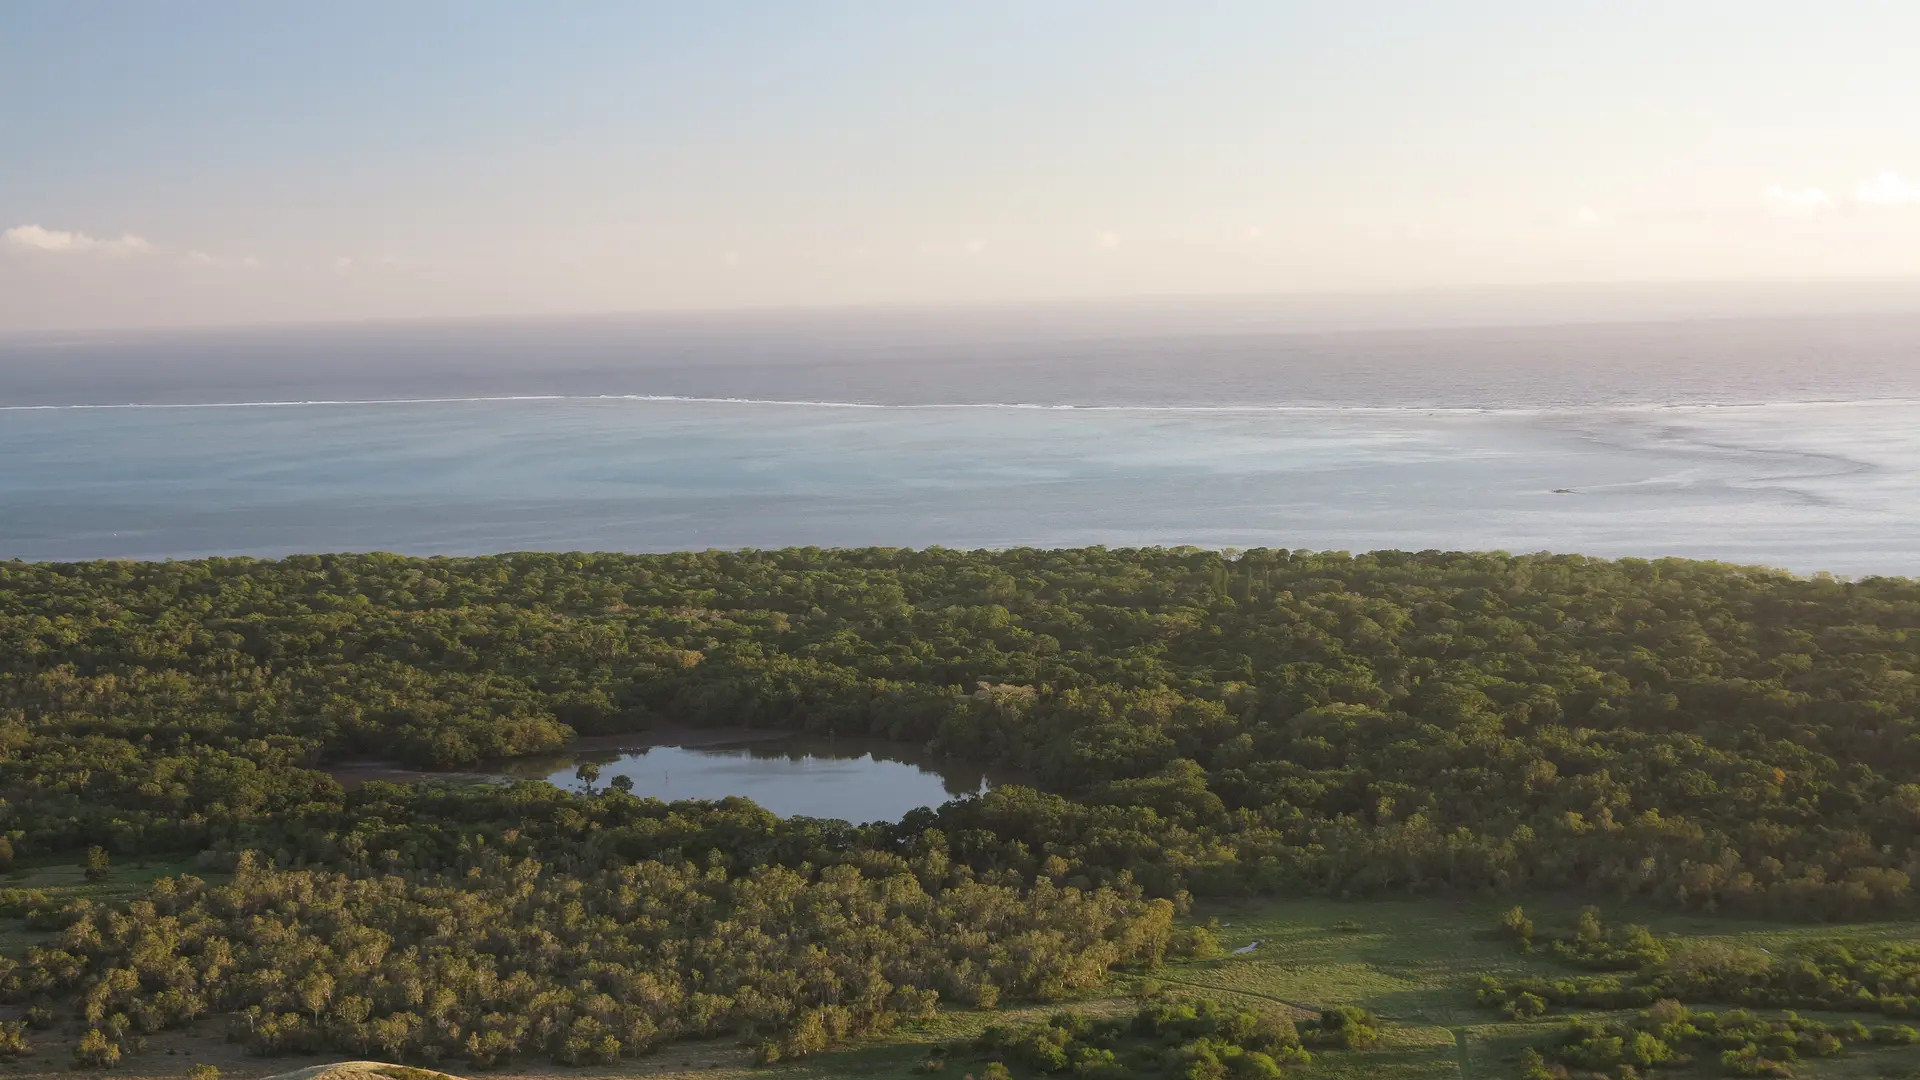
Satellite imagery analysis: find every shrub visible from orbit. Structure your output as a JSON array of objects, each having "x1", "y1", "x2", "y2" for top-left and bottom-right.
[
  {"x1": 1241, "y1": 1010, "x2": 1301, "y2": 1054},
  {"x1": 0, "y1": 888, "x2": 51, "y2": 918},
  {"x1": 1226, "y1": 1050, "x2": 1283, "y2": 1080},
  {"x1": 1174, "y1": 924, "x2": 1225, "y2": 959},
  {"x1": 1310, "y1": 1006, "x2": 1378, "y2": 1050},
  {"x1": 1499, "y1": 905, "x2": 1535, "y2": 944},
  {"x1": 73, "y1": 1029, "x2": 120, "y2": 1069},
  {"x1": 1719, "y1": 1045, "x2": 1791, "y2": 1078},
  {"x1": 1505, "y1": 992, "x2": 1548, "y2": 1020}
]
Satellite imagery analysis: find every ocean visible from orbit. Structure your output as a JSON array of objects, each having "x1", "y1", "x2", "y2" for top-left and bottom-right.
[{"x1": 4, "y1": 302, "x2": 1919, "y2": 575}]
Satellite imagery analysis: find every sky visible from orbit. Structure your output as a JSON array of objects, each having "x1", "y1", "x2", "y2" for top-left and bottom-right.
[{"x1": 3, "y1": 1, "x2": 1920, "y2": 332}]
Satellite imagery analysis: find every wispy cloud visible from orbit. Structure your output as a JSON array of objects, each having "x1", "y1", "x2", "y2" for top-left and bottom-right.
[
  {"x1": 183, "y1": 250, "x2": 261, "y2": 270},
  {"x1": 4, "y1": 224, "x2": 153, "y2": 255},
  {"x1": 1762, "y1": 185, "x2": 1832, "y2": 215},
  {"x1": 1093, "y1": 230, "x2": 1120, "y2": 251},
  {"x1": 1761, "y1": 172, "x2": 1919, "y2": 214},
  {"x1": 6, "y1": 224, "x2": 269, "y2": 271},
  {"x1": 1855, "y1": 171, "x2": 1920, "y2": 206}
]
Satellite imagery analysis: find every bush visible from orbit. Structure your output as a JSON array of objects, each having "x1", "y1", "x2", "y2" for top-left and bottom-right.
[
  {"x1": 1226, "y1": 1050, "x2": 1283, "y2": 1080},
  {"x1": 1504, "y1": 992, "x2": 1548, "y2": 1020},
  {"x1": 1719, "y1": 1045, "x2": 1791, "y2": 1078},
  {"x1": 1173, "y1": 924, "x2": 1225, "y2": 960},
  {"x1": 1310, "y1": 1006, "x2": 1379, "y2": 1050},
  {"x1": 0, "y1": 888, "x2": 49, "y2": 918},
  {"x1": 1499, "y1": 905, "x2": 1534, "y2": 944},
  {"x1": 1517, "y1": 1048, "x2": 1557, "y2": 1080},
  {"x1": 980, "y1": 998, "x2": 1322, "y2": 1079},
  {"x1": 73, "y1": 1029, "x2": 120, "y2": 1069},
  {"x1": 1241, "y1": 1010, "x2": 1302, "y2": 1054}
]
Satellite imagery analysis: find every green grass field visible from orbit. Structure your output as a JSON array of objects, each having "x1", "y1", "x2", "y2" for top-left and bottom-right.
[
  {"x1": 752, "y1": 896, "x2": 1920, "y2": 1080},
  {"x1": 1163, "y1": 896, "x2": 1920, "y2": 1080},
  {"x1": 4, "y1": 873, "x2": 1918, "y2": 1080}
]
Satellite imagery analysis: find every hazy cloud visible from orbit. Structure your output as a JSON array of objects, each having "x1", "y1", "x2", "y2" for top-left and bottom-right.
[
  {"x1": 1762, "y1": 185, "x2": 1832, "y2": 215},
  {"x1": 1094, "y1": 230, "x2": 1120, "y2": 251},
  {"x1": 4, "y1": 224, "x2": 154, "y2": 255},
  {"x1": 964, "y1": 238, "x2": 986, "y2": 255},
  {"x1": 183, "y1": 250, "x2": 262, "y2": 270},
  {"x1": 1855, "y1": 171, "x2": 1919, "y2": 206}
]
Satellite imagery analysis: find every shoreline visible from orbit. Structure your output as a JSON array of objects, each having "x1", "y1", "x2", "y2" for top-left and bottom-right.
[{"x1": 326, "y1": 726, "x2": 794, "y2": 788}]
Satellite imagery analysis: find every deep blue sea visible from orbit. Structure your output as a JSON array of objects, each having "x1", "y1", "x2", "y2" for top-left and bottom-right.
[{"x1": 4, "y1": 303, "x2": 1919, "y2": 575}]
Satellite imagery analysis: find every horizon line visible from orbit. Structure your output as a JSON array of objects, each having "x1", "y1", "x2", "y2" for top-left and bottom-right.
[{"x1": 8, "y1": 274, "x2": 1920, "y2": 343}]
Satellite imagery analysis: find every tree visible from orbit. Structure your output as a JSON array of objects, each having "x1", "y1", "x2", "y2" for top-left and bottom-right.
[
  {"x1": 83, "y1": 845, "x2": 110, "y2": 883},
  {"x1": 575, "y1": 763, "x2": 602, "y2": 792}
]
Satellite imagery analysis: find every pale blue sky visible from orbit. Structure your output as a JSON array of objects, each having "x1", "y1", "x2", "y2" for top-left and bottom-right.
[{"x1": 4, "y1": 1, "x2": 1919, "y2": 330}]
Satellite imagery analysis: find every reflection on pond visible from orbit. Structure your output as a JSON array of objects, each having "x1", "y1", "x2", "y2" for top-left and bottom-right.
[{"x1": 492, "y1": 732, "x2": 1005, "y2": 823}]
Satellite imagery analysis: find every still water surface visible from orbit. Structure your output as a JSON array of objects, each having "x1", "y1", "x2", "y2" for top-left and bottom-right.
[{"x1": 489, "y1": 733, "x2": 1002, "y2": 823}]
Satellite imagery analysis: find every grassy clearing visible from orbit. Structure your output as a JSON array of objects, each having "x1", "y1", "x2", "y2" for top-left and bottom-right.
[
  {"x1": 0, "y1": 857, "x2": 217, "y2": 955},
  {"x1": 7, "y1": 855, "x2": 216, "y2": 898},
  {"x1": 1171, "y1": 896, "x2": 1920, "y2": 1080},
  {"x1": 5, "y1": 892, "x2": 1919, "y2": 1079}
]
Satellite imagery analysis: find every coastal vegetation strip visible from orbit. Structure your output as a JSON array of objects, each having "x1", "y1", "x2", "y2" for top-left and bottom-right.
[{"x1": 0, "y1": 546, "x2": 1916, "y2": 1068}]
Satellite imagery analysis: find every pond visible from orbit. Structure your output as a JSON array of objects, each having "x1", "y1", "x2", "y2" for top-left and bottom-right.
[{"x1": 341, "y1": 729, "x2": 1010, "y2": 824}]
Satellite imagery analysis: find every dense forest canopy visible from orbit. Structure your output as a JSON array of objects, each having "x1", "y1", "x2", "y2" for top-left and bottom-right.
[
  {"x1": 1, "y1": 546, "x2": 1918, "y2": 1064},
  {"x1": 6, "y1": 547, "x2": 1919, "y2": 911}
]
